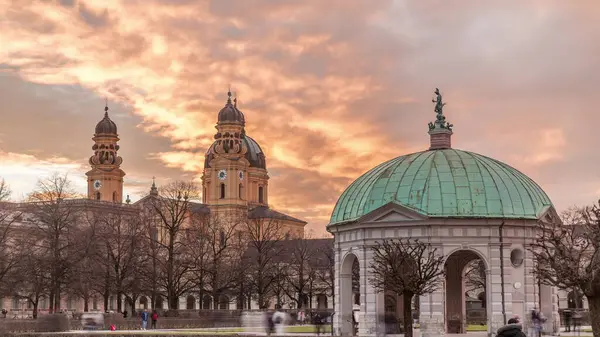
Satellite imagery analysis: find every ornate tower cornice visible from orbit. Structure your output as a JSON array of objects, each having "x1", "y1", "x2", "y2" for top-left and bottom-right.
[{"x1": 211, "y1": 91, "x2": 248, "y2": 158}]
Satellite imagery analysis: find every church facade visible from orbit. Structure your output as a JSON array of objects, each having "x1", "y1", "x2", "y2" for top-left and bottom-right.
[{"x1": 1, "y1": 92, "x2": 308, "y2": 315}]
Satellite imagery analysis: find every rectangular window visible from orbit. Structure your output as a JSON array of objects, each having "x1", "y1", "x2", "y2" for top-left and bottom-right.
[
  {"x1": 220, "y1": 183, "x2": 225, "y2": 199},
  {"x1": 258, "y1": 186, "x2": 264, "y2": 203}
]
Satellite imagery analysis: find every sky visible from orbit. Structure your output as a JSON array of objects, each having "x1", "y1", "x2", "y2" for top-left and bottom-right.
[{"x1": 0, "y1": 0, "x2": 599, "y2": 235}]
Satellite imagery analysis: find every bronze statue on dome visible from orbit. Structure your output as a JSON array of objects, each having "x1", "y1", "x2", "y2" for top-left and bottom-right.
[
  {"x1": 432, "y1": 88, "x2": 446, "y2": 116},
  {"x1": 429, "y1": 88, "x2": 452, "y2": 131}
]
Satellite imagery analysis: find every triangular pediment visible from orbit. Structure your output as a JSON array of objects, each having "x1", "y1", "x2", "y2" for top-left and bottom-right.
[
  {"x1": 358, "y1": 201, "x2": 428, "y2": 224},
  {"x1": 538, "y1": 205, "x2": 560, "y2": 224}
]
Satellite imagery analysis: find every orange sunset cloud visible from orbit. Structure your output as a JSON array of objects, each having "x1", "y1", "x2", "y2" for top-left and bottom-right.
[{"x1": 1, "y1": 0, "x2": 600, "y2": 234}]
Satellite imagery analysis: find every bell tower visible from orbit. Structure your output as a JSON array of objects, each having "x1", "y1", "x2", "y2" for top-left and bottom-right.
[
  {"x1": 86, "y1": 103, "x2": 125, "y2": 202},
  {"x1": 202, "y1": 91, "x2": 250, "y2": 211}
]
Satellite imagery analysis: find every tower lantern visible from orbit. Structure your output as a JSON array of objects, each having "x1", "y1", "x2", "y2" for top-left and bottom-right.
[{"x1": 86, "y1": 102, "x2": 125, "y2": 202}]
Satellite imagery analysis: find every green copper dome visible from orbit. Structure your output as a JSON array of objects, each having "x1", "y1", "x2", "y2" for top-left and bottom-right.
[{"x1": 329, "y1": 149, "x2": 553, "y2": 225}]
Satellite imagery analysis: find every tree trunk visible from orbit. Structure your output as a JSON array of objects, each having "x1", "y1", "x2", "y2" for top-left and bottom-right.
[
  {"x1": 32, "y1": 302, "x2": 38, "y2": 319},
  {"x1": 117, "y1": 293, "x2": 122, "y2": 313},
  {"x1": 168, "y1": 292, "x2": 179, "y2": 310},
  {"x1": 103, "y1": 291, "x2": 109, "y2": 312},
  {"x1": 54, "y1": 292, "x2": 60, "y2": 313},
  {"x1": 48, "y1": 289, "x2": 55, "y2": 314},
  {"x1": 587, "y1": 295, "x2": 600, "y2": 337},
  {"x1": 83, "y1": 297, "x2": 89, "y2": 312},
  {"x1": 213, "y1": 292, "x2": 220, "y2": 310},
  {"x1": 403, "y1": 292, "x2": 414, "y2": 337}
]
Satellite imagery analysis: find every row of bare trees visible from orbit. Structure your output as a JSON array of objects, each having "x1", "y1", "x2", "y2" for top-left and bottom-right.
[{"x1": 0, "y1": 174, "x2": 335, "y2": 317}]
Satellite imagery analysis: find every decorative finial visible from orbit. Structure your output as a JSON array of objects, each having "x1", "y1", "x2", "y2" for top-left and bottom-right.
[
  {"x1": 150, "y1": 176, "x2": 159, "y2": 196},
  {"x1": 227, "y1": 88, "x2": 232, "y2": 105},
  {"x1": 428, "y1": 88, "x2": 453, "y2": 150},
  {"x1": 233, "y1": 91, "x2": 237, "y2": 108},
  {"x1": 104, "y1": 97, "x2": 109, "y2": 116},
  {"x1": 125, "y1": 195, "x2": 131, "y2": 204},
  {"x1": 429, "y1": 88, "x2": 452, "y2": 131}
]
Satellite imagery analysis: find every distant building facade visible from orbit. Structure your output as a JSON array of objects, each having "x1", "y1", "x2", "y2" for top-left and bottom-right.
[{"x1": 0, "y1": 92, "x2": 317, "y2": 316}]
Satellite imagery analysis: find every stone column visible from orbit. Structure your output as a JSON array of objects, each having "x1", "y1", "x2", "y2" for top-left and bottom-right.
[
  {"x1": 445, "y1": 257, "x2": 463, "y2": 333},
  {"x1": 540, "y1": 284, "x2": 559, "y2": 334},
  {"x1": 488, "y1": 243, "x2": 513, "y2": 335},
  {"x1": 334, "y1": 248, "x2": 355, "y2": 336},
  {"x1": 359, "y1": 248, "x2": 385, "y2": 337},
  {"x1": 522, "y1": 245, "x2": 537, "y2": 333},
  {"x1": 419, "y1": 290, "x2": 445, "y2": 337}
]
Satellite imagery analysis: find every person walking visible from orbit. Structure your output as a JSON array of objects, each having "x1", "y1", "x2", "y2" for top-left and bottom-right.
[
  {"x1": 151, "y1": 310, "x2": 158, "y2": 329},
  {"x1": 140, "y1": 309, "x2": 149, "y2": 330},
  {"x1": 313, "y1": 312, "x2": 324, "y2": 336},
  {"x1": 531, "y1": 307, "x2": 545, "y2": 337},
  {"x1": 496, "y1": 318, "x2": 527, "y2": 337}
]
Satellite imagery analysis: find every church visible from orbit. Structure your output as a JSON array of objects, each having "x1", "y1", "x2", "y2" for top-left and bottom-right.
[
  {"x1": 1, "y1": 91, "x2": 308, "y2": 314},
  {"x1": 88, "y1": 90, "x2": 307, "y2": 238}
]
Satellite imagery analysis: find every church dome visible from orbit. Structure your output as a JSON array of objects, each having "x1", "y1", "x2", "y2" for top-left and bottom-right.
[
  {"x1": 218, "y1": 92, "x2": 245, "y2": 125},
  {"x1": 204, "y1": 135, "x2": 266, "y2": 169},
  {"x1": 95, "y1": 106, "x2": 118, "y2": 135},
  {"x1": 329, "y1": 149, "x2": 553, "y2": 225}
]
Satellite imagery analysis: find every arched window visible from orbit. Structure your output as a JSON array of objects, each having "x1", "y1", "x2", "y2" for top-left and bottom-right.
[
  {"x1": 202, "y1": 295, "x2": 211, "y2": 309},
  {"x1": 112, "y1": 191, "x2": 117, "y2": 202},
  {"x1": 95, "y1": 192, "x2": 101, "y2": 200},
  {"x1": 186, "y1": 295, "x2": 196, "y2": 310},
  {"x1": 220, "y1": 183, "x2": 225, "y2": 199},
  {"x1": 239, "y1": 183, "x2": 244, "y2": 199},
  {"x1": 155, "y1": 296, "x2": 163, "y2": 310},
  {"x1": 258, "y1": 186, "x2": 264, "y2": 203},
  {"x1": 139, "y1": 296, "x2": 148, "y2": 310},
  {"x1": 219, "y1": 295, "x2": 230, "y2": 310}
]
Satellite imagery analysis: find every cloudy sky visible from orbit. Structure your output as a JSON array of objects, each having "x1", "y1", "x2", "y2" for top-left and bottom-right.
[{"x1": 0, "y1": 0, "x2": 599, "y2": 234}]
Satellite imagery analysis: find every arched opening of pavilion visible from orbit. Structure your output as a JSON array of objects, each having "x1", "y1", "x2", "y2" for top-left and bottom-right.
[
  {"x1": 567, "y1": 290, "x2": 584, "y2": 310},
  {"x1": 202, "y1": 295, "x2": 211, "y2": 309},
  {"x1": 340, "y1": 253, "x2": 360, "y2": 336},
  {"x1": 186, "y1": 295, "x2": 196, "y2": 310},
  {"x1": 444, "y1": 249, "x2": 489, "y2": 334},
  {"x1": 139, "y1": 296, "x2": 148, "y2": 310}
]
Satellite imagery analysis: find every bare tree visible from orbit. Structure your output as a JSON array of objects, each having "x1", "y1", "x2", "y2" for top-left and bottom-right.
[
  {"x1": 11, "y1": 225, "x2": 48, "y2": 319},
  {"x1": 185, "y1": 212, "x2": 210, "y2": 308},
  {"x1": 464, "y1": 259, "x2": 486, "y2": 294},
  {"x1": 463, "y1": 259, "x2": 487, "y2": 310},
  {"x1": 202, "y1": 212, "x2": 243, "y2": 309},
  {"x1": 315, "y1": 241, "x2": 335, "y2": 306},
  {"x1": 272, "y1": 262, "x2": 291, "y2": 309},
  {"x1": 530, "y1": 203, "x2": 600, "y2": 335},
  {"x1": 242, "y1": 217, "x2": 285, "y2": 309},
  {"x1": 0, "y1": 181, "x2": 20, "y2": 295},
  {"x1": 285, "y1": 238, "x2": 318, "y2": 309},
  {"x1": 0, "y1": 178, "x2": 11, "y2": 202},
  {"x1": 369, "y1": 239, "x2": 445, "y2": 337},
  {"x1": 26, "y1": 173, "x2": 94, "y2": 313},
  {"x1": 138, "y1": 207, "x2": 163, "y2": 310},
  {"x1": 144, "y1": 181, "x2": 198, "y2": 310},
  {"x1": 96, "y1": 212, "x2": 145, "y2": 313}
]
